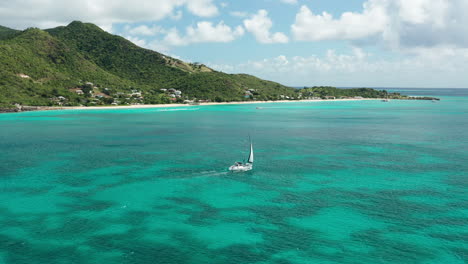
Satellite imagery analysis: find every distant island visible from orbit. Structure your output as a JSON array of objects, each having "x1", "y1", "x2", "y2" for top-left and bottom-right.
[{"x1": 0, "y1": 22, "x2": 439, "y2": 113}]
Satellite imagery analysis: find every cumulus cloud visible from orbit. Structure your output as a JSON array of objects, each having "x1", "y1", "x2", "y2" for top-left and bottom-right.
[
  {"x1": 292, "y1": 0, "x2": 468, "y2": 49},
  {"x1": 0, "y1": 0, "x2": 219, "y2": 30},
  {"x1": 163, "y1": 21, "x2": 244, "y2": 46},
  {"x1": 124, "y1": 21, "x2": 244, "y2": 51},
  {"x1": 125, "y1": 25, "x2": 165, "y2": 36},
  {"x1": 208, "y1": 46, "x2": 468, "y2": 88},
  {"x1": 185, "y1": 0, "x2": 218, "y2": 17},
  {"x1": 292, "y1": 4, "x2": 387, "y2": 41},
  {"x1": 125, "y1": 36, "x2": 149, "y2": 48},
  {"x1": 243, "y1": 10, "x2": 289, "y2": 44},
  {"x1": 124, "y1": 35, "x2": 174, "y2": 53}
]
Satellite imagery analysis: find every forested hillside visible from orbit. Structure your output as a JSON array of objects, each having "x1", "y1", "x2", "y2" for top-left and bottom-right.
[{"x1": 0, "y1": 21, "x2": 297, "y2": 108}]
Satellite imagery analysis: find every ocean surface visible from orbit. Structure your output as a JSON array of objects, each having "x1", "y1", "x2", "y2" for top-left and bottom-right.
[{"x1": 0, "y1": 89, "x2": 467, "y2": 264}]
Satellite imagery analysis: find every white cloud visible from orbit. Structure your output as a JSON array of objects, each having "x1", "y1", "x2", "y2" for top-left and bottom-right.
[
  {"x1": 291, "y1": 0, "x2": 468, "y2": 50},
  {"x1": 291, "y1": 4, "x2": 387, "y2": 41},
  {"x1": 185, "y1": 0, "x2": 219, "y2": 17},
  {"x1": 280, "y1": 0, "x2": 298, "y2": 4},
  {"x1": 391, "y1": 0, "x2": 468, "y2": 49},
  {"x1": 243, "y1": 10, "x2": 289, "y2": 44},
  {"x1": 125, "y1": 36, "x2": 148, "y2": 47},
  {"x1": 0, "y1": 0, "x2": 218, "y2": 30},
  {"x1": 163, "y1": 28, "x2": 187, "y2": 47},
  {"x1": 124, "y1": 35, "x2": 172, "y2": 53},
  {"x1": 208, "y1": 47, "x2": 468, "y2": 88},
  {"x1": 186, "y1": 21, "x2": 244, "y2": 43},
  {"x1": 163, "y1": 21, "x2": 244, "y2": 47},
  {"x1": 125, "y1": 25, "x2": 165, "y2": 36}
]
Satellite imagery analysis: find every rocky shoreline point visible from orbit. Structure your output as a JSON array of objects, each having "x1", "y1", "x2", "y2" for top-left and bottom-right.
[{"x1": 0, "y1": 104, "x2": 62, "y2": 113}]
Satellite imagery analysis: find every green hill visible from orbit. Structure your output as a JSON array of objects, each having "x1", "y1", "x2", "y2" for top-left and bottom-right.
[
  {"x1": 1, "y1": 21, "x2": 433, "y2": 110},
  {"x1": 0, "y1": 21, "x2": 298, "y2": 108},
  {"x1": 0, "y1": 27, "x2": 136, "y2": 106},
  {"x1": 0, "y1": 25, "x2": 19, "y2": 40}
]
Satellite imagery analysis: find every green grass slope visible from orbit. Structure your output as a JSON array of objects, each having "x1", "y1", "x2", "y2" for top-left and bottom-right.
[
  {"x1": 0, "y1": 21, "x2": 298, "y2": 107},
  {"x1": 0, "y1": 21, "x2": 304, "y2": 105},
  {"x1": 46, "y1": 21, "x2": 296, "y2": 101},
  {"x1": 46, "y1": 22, "x2": 188, "y2": 88},
  {"x1": 0, "y1": 28, "x2": 137, "y2": 105}
]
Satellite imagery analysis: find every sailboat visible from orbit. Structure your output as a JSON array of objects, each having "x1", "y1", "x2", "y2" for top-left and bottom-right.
[{"x1": 229, "y1": 139, "x2": 254, "y2": 172}]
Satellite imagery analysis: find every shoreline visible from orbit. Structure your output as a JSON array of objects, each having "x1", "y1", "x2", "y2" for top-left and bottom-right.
[
  {"x1": 12, "y1": 98, "x2": 382, "y2": 112},
  {"x1": 61, "y1": 98, "x2": 381, "y2": 110},
  {"x1": 1, "y1": 97, "x2": 438, "y2": 113}
]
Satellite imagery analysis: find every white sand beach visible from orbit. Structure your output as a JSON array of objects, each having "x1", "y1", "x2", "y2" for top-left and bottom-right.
[{"x1": 43, "y1": 98, "x2": 382, "y2": 111}]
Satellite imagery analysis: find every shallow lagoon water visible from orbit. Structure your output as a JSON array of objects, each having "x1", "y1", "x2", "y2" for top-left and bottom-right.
[{"x1": 0, "y1": 90, "x2": 467, "y2": 263}]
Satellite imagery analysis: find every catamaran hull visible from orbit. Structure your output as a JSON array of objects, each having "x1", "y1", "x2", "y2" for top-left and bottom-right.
[{"x1": 229, "y1": 164, "x2": 253, "y2": 172}]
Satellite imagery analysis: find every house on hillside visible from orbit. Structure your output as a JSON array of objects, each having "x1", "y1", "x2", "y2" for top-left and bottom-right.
[
  {"x1": 18, "y1": 73, "x2": 31, "y2": 79},
  {"x1": 130, "y1": 92, "x2": 142, "y2": 97},
  {"x1": 50, "y1": 96, "x2": 67, "y2": 106}
]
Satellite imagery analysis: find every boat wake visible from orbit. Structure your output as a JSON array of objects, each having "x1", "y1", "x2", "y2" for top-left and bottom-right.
[{"x1": 196, "y1": 170, "x2": 229, "y2": 177}]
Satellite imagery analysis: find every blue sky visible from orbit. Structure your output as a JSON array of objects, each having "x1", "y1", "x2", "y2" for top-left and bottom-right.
[
  {"x1": 1, "y1": 0, "x2": 468, "y2": 88},
  {"x1": 112, "y1": 0, "x2": 369, "y2": 63}
]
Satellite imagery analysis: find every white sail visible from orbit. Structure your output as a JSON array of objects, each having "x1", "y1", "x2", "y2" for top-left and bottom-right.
[
  {"x1": 229, "y1": 137, "x2": 254, "y2": 172},
  {"x1": 248, "y1": 143, "x2": 254, "y2": 163}
]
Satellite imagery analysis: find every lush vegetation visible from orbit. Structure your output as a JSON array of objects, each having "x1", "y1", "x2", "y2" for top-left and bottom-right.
[
  {"x1": 0, "y1": 21, "x2": 300, "y2": 108},
  {"x1": 0, "y1": 21, "x2": 438, "y2": 110},
  {"x1": 297, "y1": 86, "x2": 440, "y2": 100},
  {"x1": 299, "y1": 86, "x2": 392, "y2": 98},
  {"x1": 0, "y1": 25, "x2": 19, "y2": 40}
]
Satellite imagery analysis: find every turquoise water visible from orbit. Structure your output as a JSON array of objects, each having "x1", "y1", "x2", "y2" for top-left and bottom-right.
[{"x1": 1, "y1": 90, "x2": 467, "y2": 263}]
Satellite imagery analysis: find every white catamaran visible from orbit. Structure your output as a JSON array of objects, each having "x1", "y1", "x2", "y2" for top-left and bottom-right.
[{"x1": 229, "y1": 140, "x2": 254, "y2": 172}]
